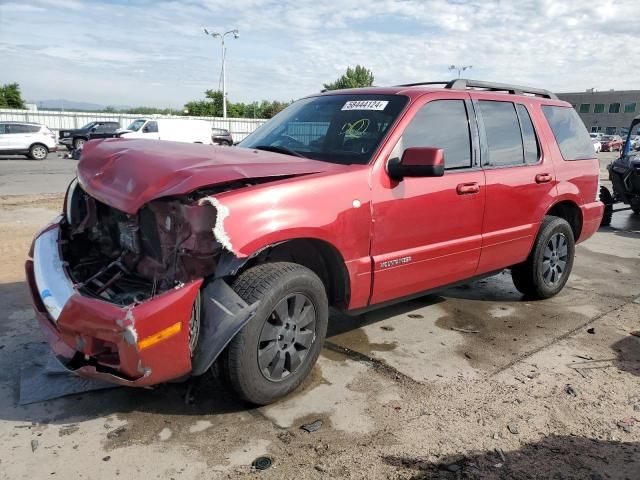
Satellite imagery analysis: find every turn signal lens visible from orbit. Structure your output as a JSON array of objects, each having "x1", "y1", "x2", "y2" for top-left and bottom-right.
[{"x1": 137, "y1": 322, "x2": 182, "y2": 350}]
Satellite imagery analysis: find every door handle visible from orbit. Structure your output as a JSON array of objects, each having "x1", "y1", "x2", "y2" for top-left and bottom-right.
[
  {"x1": 456, "y1": 182, "x2": 480, "y2": 195},
  {"x1": 535, "y1": 173, "x2": 552, "y2": 184}
]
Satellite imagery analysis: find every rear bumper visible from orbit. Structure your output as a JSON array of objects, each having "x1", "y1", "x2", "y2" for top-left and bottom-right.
[
  {"x1": 578, "y1": 201, "x2": 604, "y2": 243},
  {"x1": 25, "y1": 220, "x2": 201, "y2": 386}
]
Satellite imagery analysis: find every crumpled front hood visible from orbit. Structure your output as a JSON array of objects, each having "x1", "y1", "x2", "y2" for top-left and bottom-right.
[{"x1": 77, "y1": 138, "x2": 344, "y2": 213}]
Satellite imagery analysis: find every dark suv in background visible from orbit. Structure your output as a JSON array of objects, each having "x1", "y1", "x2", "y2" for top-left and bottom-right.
[{"x1": 59, "y1": 121, "x2": 120, "y2": 150}]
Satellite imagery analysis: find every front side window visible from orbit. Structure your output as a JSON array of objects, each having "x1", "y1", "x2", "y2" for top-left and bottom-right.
[
  {"x1": 127, "y1": 119, "x2": 146, "y2": 131},
  {"x1": 579, "y1": 104, "x2": 590, "y2": 113},
  {"x1": 478, "y1": 100, "x2": 524, "y2": 167},
  {"x1": 624, "y1": 102, "x2": 636, "y2": 113},
  {"x1": 609, "y1": 103, "x2": 620, "y2": 113},
  {"x1": 239, "y1": 94, "x2": 408, "y2": 165},
  {"x1": 594, "y1": 104, "x2": 605, "y2": 113},
  {"x1": 542, "y1": 105, "x2": 594, "y2": 160},
  {"x1": 0, "y1": 124, "x2": 5, "y2": 134},
  {"x1": 392, "y1": 99, "x2": 472, "y2": 170}
]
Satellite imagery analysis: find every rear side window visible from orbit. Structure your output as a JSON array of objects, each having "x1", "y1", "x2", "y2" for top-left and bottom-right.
[
  {"x1": 6, "y1": 124, "x2": 30, "y2": 134},
  {"x1": 27, "y1": 125, "x2": 41, "y2": 133},
  {"x1": 542, "y1": 106, "x2": 594, "y2": 160},
  {"x1": 516, "y1": 104, "x2": 540, "y2": 164},
  {"x1": 478, "y1": 100, "x2": 523, "y2": 166},
  {"x1": 397, "y1": 99, "x2": 472, "y2": 169}
]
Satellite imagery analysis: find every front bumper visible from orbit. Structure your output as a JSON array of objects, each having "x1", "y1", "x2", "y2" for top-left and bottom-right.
[{"x1": 25, "y1": 220, "x2": 202, "y2": 386}]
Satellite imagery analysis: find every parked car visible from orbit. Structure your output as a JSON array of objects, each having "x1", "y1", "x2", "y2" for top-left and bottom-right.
[
  {"x1": 0, "y1": 121, "x2": 57, "y2": 160},
  {"x1": 599, "y1": 135, "x2": 623, "y2": 152},
  {"x1": 119, "y1": 118, "x2": 214, "y2": 144},
  {"x1": 592, "y1": 139, "x2": 602, "y2": 153},
  {"x1": 212, "y1": 128, "x2": 233, "y2": 146},
  {"x1": 59, "y1": 121, "x2": 121, "y2": 150},
  {"x1": 26, "y1": 79, "x2": 603, "y2": 405}
]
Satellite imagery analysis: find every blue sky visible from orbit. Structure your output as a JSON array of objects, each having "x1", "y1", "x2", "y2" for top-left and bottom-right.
[{"x1": 0, "y1": 0, "x2": 636, "y2": 108}]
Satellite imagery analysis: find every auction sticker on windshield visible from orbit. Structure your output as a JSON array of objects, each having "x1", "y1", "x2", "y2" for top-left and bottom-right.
[{"x1": 341, "y1": 100, "x2": 389, "y2": 111}]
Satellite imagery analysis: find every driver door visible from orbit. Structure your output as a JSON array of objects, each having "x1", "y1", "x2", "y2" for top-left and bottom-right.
[{"x1": 370, "y1": 95, "x2": 486, "y2": 304}]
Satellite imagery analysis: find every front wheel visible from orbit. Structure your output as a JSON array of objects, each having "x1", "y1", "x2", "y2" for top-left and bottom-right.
[
  {"x1": 73, "y1": 138, "x2": 86, "y2": 150},
  {"x1": 511, "y1": 216, "x2": 575, "y2": 299},
  {"x1": 222, "y1": 262, "x2": 328, "y2": 405}
]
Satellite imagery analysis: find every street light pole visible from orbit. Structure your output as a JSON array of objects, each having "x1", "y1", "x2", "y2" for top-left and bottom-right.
[
  {"x1": 448, "y1": 64, "x2": 472, "y2": 78},
  {"x1": 204, "y1": 28, "x2": 239, "y2": 119}
]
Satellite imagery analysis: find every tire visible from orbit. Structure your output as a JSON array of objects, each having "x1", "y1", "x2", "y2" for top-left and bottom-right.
[
  {"x1": 511, "y1": 216, "x2": 575, "y2": 300},
  {"x1": 73, "y1": 138, "x2": 86, "y2": 150},
  {"x1": 632, "y1": 207, "x2": 640, "y2": 216},
  {"x1": 223, "y1": 262, "x2": 328, "y2": 405},
  {"x1": 599, "y1": 186, "x2": 613, "y2": 227},
  {"x1": 28, "y1": 143, "x2": 48, "y2": 160}
]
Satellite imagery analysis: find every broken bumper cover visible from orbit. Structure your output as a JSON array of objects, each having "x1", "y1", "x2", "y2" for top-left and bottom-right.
[{"x1": 25, "y1": 221, "x2": 202, "y2": 387}]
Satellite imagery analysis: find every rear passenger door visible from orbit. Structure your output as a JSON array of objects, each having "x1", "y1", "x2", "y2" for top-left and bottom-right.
[
  {"x1": 7, "y1": 124, "x2": 32, "y2": 150},
  {"x1": 473, "y1": 98, "x2": 556, "y2": 274}
]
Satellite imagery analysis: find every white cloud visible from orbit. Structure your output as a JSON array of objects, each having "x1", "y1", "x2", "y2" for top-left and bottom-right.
[{"x1": 0, "y1": 0, "x2": 637, "y2": 107}]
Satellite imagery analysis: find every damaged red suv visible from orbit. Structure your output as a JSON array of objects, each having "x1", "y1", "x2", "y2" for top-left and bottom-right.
[{"x1": 26, "y1": 79, "x2": 603, "y2": 405}]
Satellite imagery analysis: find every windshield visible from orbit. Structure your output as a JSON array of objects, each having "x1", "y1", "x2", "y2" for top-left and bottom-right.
[
  {"x1": 126, "y1": 119, "x2": 147, "y2": 131},
  {"x1": 80, "y1": 122, "x2": 96, "y2": 130},
  {"x1": 239, "y1": 94, "x2": 408, "y2": 165}
]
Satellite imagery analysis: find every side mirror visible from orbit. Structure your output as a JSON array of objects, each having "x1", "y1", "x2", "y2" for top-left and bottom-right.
[
  {"x1": 142, "y1": 126, "x2": 149, "y2": 133},
  {"x1": 90, "y1": 127, "x2": 97, "y2": 132},
  {"x1": 387, "y1": 147, "x2": 445, "y2": 180}
]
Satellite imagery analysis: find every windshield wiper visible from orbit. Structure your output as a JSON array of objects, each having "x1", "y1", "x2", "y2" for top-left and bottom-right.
[{"x1": 253, "y1": 145, "x2": 307, "y2": 158}]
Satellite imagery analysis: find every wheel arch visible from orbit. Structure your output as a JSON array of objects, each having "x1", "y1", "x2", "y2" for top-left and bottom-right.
[
  {"x1": 219, "y1": 238, "x2": 351, "y2": 310},
  {"x1": 30, "y1": 142, "x2": 49, "y2": 152},
  {"x1": 545, "y1": 199, "x2": 583, "y2": 240}
]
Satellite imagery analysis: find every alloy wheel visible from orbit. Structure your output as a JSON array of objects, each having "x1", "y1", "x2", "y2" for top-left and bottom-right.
[
  {"x1": 32, "y1": 146, "x2": 47, "y2": 159},
  {"x1": 542, "y1": 233, "x2": 568, "y2": 286},
  {"x1": 257, "y1": 293, "x2": 316, "y2": 382}
]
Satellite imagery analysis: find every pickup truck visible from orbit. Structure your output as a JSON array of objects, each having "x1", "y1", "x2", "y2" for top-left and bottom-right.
[{"x1": 59, "y1": 121, "x2": 121, "y2": 150}]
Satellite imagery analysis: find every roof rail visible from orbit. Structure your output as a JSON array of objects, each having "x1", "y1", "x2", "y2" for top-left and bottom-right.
[{"x1": 396, "y1": 78, "x2": 558, "y2": 99}]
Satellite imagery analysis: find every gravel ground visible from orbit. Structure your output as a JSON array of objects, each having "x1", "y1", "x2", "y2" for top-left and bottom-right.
[{"x1": 0, "y1": 152, "x2": 639, "y2": 479}]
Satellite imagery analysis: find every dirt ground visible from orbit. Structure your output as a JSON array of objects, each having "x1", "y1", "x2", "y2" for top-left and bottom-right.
[{"x1": 1, "y1": 153, "x2": 639, "y2": 479}]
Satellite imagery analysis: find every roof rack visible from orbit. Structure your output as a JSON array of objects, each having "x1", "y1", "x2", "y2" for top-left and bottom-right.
[{"x1": 396, "y1": 78, "x2": 558, "y2": 100}]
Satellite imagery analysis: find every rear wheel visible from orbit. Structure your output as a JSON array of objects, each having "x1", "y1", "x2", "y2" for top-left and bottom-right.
[
  {"x1": 223, "y1": 262, "x2": 328, "y2": 405},
  {"x1": 511, "y1": 216, "x2": 575, "y2": 299},
  {"x1": 29, "y1": 144, "x2": 48, "y2": 160}
]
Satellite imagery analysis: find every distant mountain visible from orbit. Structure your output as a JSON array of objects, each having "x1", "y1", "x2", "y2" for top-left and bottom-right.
[{"x1": 33, "y1": 99, "x2": 133, "y2": 111}]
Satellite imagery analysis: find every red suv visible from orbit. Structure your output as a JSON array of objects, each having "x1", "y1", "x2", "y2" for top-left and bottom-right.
[{"x1": 26, "y1": 79, "x2": 603, "y2": 404}]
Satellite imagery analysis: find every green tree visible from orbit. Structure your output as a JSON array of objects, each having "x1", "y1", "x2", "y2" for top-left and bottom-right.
[
  {"x1": 323, "y1": 65, "x2": 374, "y2": 91},
  {"x1": 0, "y1": 83, "x2": 26, "y2": 109},
  {"x1": 183, "y1": 90, "x2": 290, "y2": 118}
]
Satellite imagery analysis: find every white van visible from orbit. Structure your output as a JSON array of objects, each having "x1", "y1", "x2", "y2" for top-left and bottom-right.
[{"x1": 119, "y1": 118, "x2": 214, "y2": 144}]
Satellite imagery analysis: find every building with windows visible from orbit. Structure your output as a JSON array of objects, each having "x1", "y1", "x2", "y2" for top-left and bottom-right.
[{"x1": 557, "y1": 89, "x2": 640, "y2": 135}]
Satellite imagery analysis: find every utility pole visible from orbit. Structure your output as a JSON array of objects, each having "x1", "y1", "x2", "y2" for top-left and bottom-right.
[
  {"x1": 448, "y1": 64, "x2": 472, "y2": 78},
  {"x1": 204, "y1": 28, "x2": 239, "y2": 119}
]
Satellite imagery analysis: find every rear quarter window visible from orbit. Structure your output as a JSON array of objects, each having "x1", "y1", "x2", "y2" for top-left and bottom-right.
[{"x1": 542, "y1": 105, "x2": 594, "y2": 160}]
